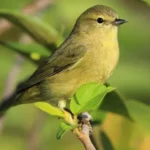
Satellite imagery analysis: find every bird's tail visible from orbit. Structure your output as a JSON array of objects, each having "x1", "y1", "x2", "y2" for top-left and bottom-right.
[
  {"x1": 0, "y1": 93, "x2": 18, "y2": 115},
  {"x1": 0, "y1": 86, "x2": 41, "y2": 116}
]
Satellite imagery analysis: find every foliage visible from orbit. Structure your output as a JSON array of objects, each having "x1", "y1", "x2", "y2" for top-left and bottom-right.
[{"x1": 0, "y1": 10, "x2": 58, "y2": 51}]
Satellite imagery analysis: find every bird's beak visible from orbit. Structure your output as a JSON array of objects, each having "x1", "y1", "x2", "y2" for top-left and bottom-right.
[{"x1": 114, "y1": 19, "x2": 128, "y2": 25}]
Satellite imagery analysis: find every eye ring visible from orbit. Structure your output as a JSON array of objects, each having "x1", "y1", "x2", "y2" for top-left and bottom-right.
[{"x1": 97, "y1": 18, "x2": 104, "y2": 23}]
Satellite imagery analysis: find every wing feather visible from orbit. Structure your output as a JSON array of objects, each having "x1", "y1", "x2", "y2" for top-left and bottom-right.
[{"x1": 17, "y1": 43, "x2": 87, "y2": 93}]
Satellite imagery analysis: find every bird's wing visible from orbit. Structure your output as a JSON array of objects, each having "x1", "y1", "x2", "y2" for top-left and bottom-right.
[{"x1": 17, "y1": 44, "x2": 87, "y2": 92}]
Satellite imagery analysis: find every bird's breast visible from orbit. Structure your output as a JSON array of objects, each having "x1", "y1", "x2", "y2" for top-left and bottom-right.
[
  {"x1": 78, "y1": 40, "x2": 119, "y2": 83},
  {"x1": 45, "y1": 40, "x2": 119, "y2": 101}
]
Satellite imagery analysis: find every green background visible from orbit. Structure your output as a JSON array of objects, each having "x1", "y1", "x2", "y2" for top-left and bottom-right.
[{"x1": 0, "y1": 0, "x2": 150, "y2": 150}]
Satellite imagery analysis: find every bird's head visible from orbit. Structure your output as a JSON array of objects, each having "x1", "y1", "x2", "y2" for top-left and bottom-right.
[{"x1": 74, "y1": 5, "x2": 127, "y2": 37}]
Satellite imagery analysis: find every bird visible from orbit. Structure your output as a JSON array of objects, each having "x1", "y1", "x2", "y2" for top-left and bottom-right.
[{"x1": 0, "y1": 5, "x2": 127, "y2": 113}]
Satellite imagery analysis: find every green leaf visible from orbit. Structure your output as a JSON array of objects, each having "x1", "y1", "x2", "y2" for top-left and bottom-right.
[
  {"x1": 100, "y1": 131, "x2": 115, "y2": 150},
  {"x1": 125, "y1": 100, "x2": 150, "y2": 133},
  {"x1": 139, "y1": 0, "x2": 150, "y2": 6},
  {"x1": 0, "y1": 41, "x2": 50, "y2": 64},
  {"x1": 106, "y1": 86, "x2": 116, "y2": 93},
  {"x1": 70, "y1": 82, "x2": 113, "y2": 115},
  {"x1": 56, "y1": 122, "x2": 74, "y2": 139},
  {"x1": 100, "y1": 90, "x2": 132, "y2": 120},
  {"x1": 35, "y1": 102, "x2": 64, "y2": 118},
  {"x1": 0, "y1": 10, "x2": 59, "y2": 51}
]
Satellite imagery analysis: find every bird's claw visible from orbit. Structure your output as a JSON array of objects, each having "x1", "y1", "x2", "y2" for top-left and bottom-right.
[{"x1": 78, "y1": 112, "x2": 93, "y2": 134}]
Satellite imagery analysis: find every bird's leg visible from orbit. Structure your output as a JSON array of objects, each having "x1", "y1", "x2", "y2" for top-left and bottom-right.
[
  {"x1": 58, "y1": 99, "x2": 66, "y2": 109},
  {"x1": 78, "y1": 112, "x2": 93, "y2": 123},
  {"x1": 78, "y1": 112, "x2": 93, "y2": 133}
]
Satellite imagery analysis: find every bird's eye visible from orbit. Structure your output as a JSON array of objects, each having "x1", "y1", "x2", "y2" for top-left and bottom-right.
[{"x1": 97, "y1": 18, "x2": 104, "y2": 23}]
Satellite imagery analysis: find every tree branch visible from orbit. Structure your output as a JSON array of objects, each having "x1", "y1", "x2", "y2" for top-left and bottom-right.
[
  {"x1": 72, "y1": 114, "x2": 96, "y2": 150},
  {"x1": 76, "y1": 124, "x2": 96, "y2": 150}
]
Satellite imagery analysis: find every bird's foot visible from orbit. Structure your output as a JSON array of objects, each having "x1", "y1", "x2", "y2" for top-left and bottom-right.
[{"x1": 78, "y1": 112, "x2": 93, "y2": 134}]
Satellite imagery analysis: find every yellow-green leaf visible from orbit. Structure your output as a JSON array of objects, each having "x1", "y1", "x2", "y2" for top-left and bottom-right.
[{"x1": 35, "y1": 102, "x2": 64, "y2": 118}]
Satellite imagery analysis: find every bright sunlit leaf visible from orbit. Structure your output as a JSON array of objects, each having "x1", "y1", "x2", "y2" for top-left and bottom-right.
[
  {"x1": 35, "y1": 102, "x2": 64, "y2": 118},
  {"x1": 70, "y1": 82, "x2": 114, "y2": 115}
]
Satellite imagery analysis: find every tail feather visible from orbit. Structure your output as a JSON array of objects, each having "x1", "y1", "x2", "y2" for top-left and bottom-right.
[
  {"x1": 0, "y1": 93, "x2": 17, "y2": 114},
  {"x1": 0, "y1": 83, "x2": 44, "y2": 115},
  {"x1": 0, "y1": 81, "x2": 25, "y2": 114}
]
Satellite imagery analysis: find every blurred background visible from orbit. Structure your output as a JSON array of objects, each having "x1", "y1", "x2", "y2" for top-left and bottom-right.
[{"x1": 0, "y1": 0, "x2": 150, "y2": 150}]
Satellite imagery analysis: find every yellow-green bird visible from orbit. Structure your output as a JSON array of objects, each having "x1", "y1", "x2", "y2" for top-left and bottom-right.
[{"x1": 0, "y1": 5, "x2": 127, "y2": 112}]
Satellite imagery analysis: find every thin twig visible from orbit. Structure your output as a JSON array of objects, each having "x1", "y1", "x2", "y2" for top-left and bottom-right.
[
  {"x1": 73, "y1": 112, "x2": 97, "y2": 150},
  {"x1": 77, "y1": 124, "x2": 96, "y2": 150}
]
